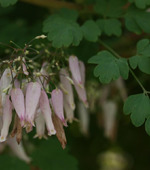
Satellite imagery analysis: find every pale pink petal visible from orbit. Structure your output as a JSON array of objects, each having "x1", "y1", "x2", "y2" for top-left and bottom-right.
[
  {"x1": 69, "y1": 55, "x2": 82, "y2": 86},
  {"x1": 79, "y1": 61, "x2": 85, "y2": 85},
  {"x1": 34, "y1": 109, "x2": 46, "y2": 139},
  {"x1": 73, "y1": 78, "x2": 88, "y2": 108},
  {"x1": 25, "y1": 82, "x2": 41, "y2": 125},
  {"x1": 40, "y1": 90, "x2": 56, "y2": 136},
  {"x1": 11, "y1": 88, "x2": 25, "y2": 126},
  {"x1": 14, "y1": 79, "x2": 20, "y2": 88},
  {"x1": 63, "y1": 97, "x2": 74, "y2": 123},
  {"x1": 0, "y1": 68, "x2": 15, "y2": 105},
  {"x1": 51, "y1": 89, "x2": 67, "y2": 126},
  {"x1": 7, "y1": 136, "x2": 31, "y2": 163},
  {"x1": 0, "y1": 95, "x2": 12, "y2": 142},
  {"x1": 102, "y1": 101, "x2": 117, "y2": 140},
  {"x1": 60, "y1": 68, "x2": 75, "y2": 110}
]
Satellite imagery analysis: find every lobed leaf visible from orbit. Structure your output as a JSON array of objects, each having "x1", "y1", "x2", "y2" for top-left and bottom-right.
[
  {"x1": 81, "y1": 20, "x2": 101, "y2": 42},
  {"x1": 88, "y1": 50, "x2": 129, "y2": 84},
  {"x1": 43, "y1": 9, "x2": 83, "y2": 48},
  {"x1": 123, "y1": 93, "x2": 150, "y2": 127},
  {"x1": 96, "y1": 19, "x2": 122, "y2": 37},
  {"x1": 129, "y1": 39, "x2": 150, "y2": 74}
]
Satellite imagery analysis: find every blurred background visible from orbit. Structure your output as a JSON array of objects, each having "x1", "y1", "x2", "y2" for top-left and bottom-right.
[{"x1": 0, "y1": 0, "x2": 150, "y2": 170}]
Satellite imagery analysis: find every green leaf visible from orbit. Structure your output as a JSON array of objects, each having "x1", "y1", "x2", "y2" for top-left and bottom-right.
[
  {"x1": 0, "y1": 155, "x2": 29, "y2": 169},
  {"x1": 94, "y1": 0, "x2": 126, "y2": 18},
  {"x1": 116, "y1": 58, "x2": 129, "y2": 80},
  {"x1": 0, "y1": 0, "x2": 17, "y2": 7},
  {"x1": 32, "y1": 138, "x2": 78, "y2": 170},
  {"x1": 43, "y1": 9, "x2": 83, "y2": 48},
  {"x1": 123, "y1": 93, "x2": 150, "y2": 127},
  {"x1": 129, "y1": 39, "x2": 150, "y2": 74},
  {"x1": 96, "y1": 19, "x2": 122, "y2": 37},
  {"x1": 81, "y1": 20, "x2": 101, "y2": 42},
  {"x1": 128, "y1": 0, "x2": 150, "y2": 9},
  {"x1": 125, "y1": 6, "x2": 150, "y2": 34},
  {"x1": 145, "y1": 116, "x2": 150, "y2": 135},
  {"x1": 88, "y1": 50, "x2": 129, "y2": 83}
]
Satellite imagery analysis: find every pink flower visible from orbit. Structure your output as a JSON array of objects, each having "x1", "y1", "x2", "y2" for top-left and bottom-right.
[
  {"x1": 39, "y1": 90, "x2": 56, "y2": 136},
  {"x1": 73, "y1": 79, "x2": 88, "y2": 108},
  {"x1": 7, "y1": 136, "x2": 31, "y2": 163},
  {"x1": 11, "y1": 88, "x2": 25, "y2": 126},
  {"x1": 73, "y1": 60, "x2": 89, "y2": 107},
  {"x1": 51, "y1": 89, "x2": 67, "y2": 126},
  {"x1": 79, "y1": 61, "x2": 85, "y2": 84},
  {"x1": 63, "y1": 97, "x2": 74, "y2": 123},
  {"x1": 0, "y1": 95, "x2": 13, "y2": 142},
  {"x1": 34, "y1": 109, "x2": 46, "y2": 139},
  {"x1": 25, "y1": 82, "x2": 41, "y2": 126},
  {"x1": 60, "y1": 68, "x2": 75, "y2": 110},
  {"x1": 0, "y1": 68, "x2": 15, "y2": 105},
  {"x1": 69, "y1": 56, "x2": 82, "y2": 87}
]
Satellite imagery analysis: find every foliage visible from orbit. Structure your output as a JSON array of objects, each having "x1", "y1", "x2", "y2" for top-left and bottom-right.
[{"x1": 1, "y1": 0, "x2": 150, "y2": 169}]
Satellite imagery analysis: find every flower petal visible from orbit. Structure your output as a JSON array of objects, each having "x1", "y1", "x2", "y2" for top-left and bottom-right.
[
  {"x1": 51, "y1": 89, "x2": 67, "y2": 126},
  {"x1": 40, "y1": 90, "x2": 56, "y2": 136}
]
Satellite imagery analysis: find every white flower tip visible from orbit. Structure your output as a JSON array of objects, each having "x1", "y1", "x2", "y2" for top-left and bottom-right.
[
  {"x1": 48, "y1": 129, "x2": 56, "y2": 136},
  {"x1": 0, "y1": 136, "x2": 6, "y2": 142},
  {"x1": 71, "y1": 103, "x2": 75, "y2": 110}
]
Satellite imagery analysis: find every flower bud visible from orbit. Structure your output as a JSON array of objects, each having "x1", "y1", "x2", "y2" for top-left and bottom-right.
[
  {"x1": 51, "y1": 89, "x2": 67, "y2": 126},
  {"x1": 0, "y1": 95, "x2": 13, "y2": 142},
  {"x1": 25, "y1": 82, "x2": 41, "y2": 126},
  {"x1": 69, "y1": 56, "x2": 82, "y2": 87},
  {"x1": 11, "y1": 88, "x2": 25, "y2": 126},
  {"x1": 39, "y1": 90, "x2": 56, "y2": 136}
]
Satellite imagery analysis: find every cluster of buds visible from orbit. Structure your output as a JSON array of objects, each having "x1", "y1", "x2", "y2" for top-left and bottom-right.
[{"x1": 0, "y1": 54, "x2": 88, "y2": 149}]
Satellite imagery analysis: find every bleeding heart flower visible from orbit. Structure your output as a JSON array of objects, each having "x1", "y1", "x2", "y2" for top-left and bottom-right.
[
  {"x1": 0, "y1": 95, "x2": 13, "y2": 142},
  {"x1": 51, "y1": 89, "x2": 67, "y2": 126},
  {"x1": 25, "y1": 82, "x2": 41, "y2": 126},
  {"x1": 60, "y1": 68, "x2": 75, "y2": 110},
  {"x1": 69, "y1": 56, "x2": 82, "y2": 87},
  {"x1": 11, "y1": 88, "x2": 25, "y2": 126},
  {"x1": 39, "y1": 90, "x2": 56, "y2": 136}
]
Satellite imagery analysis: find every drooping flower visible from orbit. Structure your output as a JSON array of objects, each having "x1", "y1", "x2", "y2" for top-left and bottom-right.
[
  {"x1": 102, "y1": 101, "x2": 117, "y2": 140},
  {"x1": 25, "y1": 82, "x2": 41, "y2": 126},
  {"x1": 0, "y1": 68, "x2": 15, "y2": 105},
  {"x1": 51, "y1": 89, "x2": 67, "y2": 126},
  {"x1": 59, "y1": 68, "x2": 75, "y2": 110},
  {"x1": 0, "y1": 95, "x2": 13, "y2": 142},
  {"x1": 74, "y1": 80, "x2": 88, "y2": 107},
  {"x1": 7, "y1": 136, "x2": 31, "y2": 163},
  {"x1": 73, "y1": 60, "x2": 89, "y2": 107},
  {"x1": 11, "y1": 88, "x2": 25, "y2": 126},
  {"x1": 79, "y1": 61, "x2": 85, "y2": 84},
  {"x1": 39, "y1": 90, "x2": 56, "y2": 136},
  {"x1": 34, "y1": 109, "x2": 46, "y2": 139},
  {"x1": 69, "y1": 55, "x2": 82, "y2": 87},
  {"x1": 77, "y1": 101, "x2": 89, "y2": 136},
  {"x1": 63, "y1": 96, "x2": 74, "y2": 123}
]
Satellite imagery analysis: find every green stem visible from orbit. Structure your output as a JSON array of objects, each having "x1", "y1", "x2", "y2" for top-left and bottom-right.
[{"x1": 99, "y1": 39, "x2": 149, "y2": 94}]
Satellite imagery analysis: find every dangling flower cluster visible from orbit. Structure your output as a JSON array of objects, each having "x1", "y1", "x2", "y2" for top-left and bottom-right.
[{"x1": 0, "y1": 50, "x2": 88, "y2": 149}]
